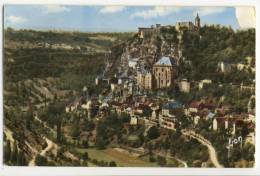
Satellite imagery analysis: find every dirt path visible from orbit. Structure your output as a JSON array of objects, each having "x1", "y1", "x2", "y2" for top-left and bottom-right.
[
  {"x1": 31, "y1": 115, "x2": 78, "y2": 165},
  {"x1": 173, "y1": 156, "x2": 188, "y2": 168},
  {"x1": 28, "y1": 137, "x2": 57, "y2": 166},
  {"x1": 34, "y1": 115, "x2": 55, "y2": 134},
  {"x1": 182, "y1": 129, "x2": 222, "y2": 168},
  {"x1": 4, "y1": 127, "x2": 15, "y2": 148}
]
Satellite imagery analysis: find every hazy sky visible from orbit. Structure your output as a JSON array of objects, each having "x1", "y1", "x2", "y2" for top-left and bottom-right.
[{"x1": 4, "y1": 5, "x2": 255, "y2": 32}]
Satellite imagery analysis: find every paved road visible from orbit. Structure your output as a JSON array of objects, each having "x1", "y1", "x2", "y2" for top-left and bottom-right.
[{"x1": 181, "y1": 129, "x2": 223, "y2": 168}]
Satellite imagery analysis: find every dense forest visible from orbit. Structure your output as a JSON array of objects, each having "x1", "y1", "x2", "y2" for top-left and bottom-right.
[{"x1": 180, "y1": 25, "x2": 255, "y2": 82}]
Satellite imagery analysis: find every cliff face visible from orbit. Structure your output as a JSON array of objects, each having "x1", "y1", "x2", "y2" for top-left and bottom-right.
[{"x1": 120, "y1": 26, "x2": 182, "y2": 71}]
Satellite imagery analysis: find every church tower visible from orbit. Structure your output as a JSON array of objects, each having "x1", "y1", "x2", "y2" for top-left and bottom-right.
[{"x1": 195, "y1": 13, "x2": 200, "y2": 29}]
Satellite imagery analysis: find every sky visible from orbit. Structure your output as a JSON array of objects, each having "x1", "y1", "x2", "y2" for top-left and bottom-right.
[{"x1": 4, "y1": 5, "x2": 255, "y2": 32}]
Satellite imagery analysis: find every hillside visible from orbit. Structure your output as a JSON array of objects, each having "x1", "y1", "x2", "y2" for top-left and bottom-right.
[
  {"x1": 120, "y1": 25, "x2": 255, "y2": 83},
  {"x1": 3, "y1": 29, "x2": 133, "y2": 165},
  {"x1": 3, "y1": 25, "x2": 255, "y2": 167}
]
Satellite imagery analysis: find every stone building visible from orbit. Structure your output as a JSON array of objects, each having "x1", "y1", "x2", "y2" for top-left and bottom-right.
[
  {"x1": 159, "y1": 101, "x2": 183, "y2": 130},
  {"x1": 138, "y1": 27, "x2": 155, "y2": 39},
  {"x1": 153, "y1": 56, "x2": 178, "y2": 89},
  {"x1": 178, "y1": 79, "x2": 190, "y2": 93},
  {"x1": 175, "y1": 13, "x2": 200, "y2": 32},
  {"x1": 137, "y1": 69, "x2": 153, "y2": 90},
  {"x1": 138, "y1": 24, "x2": 161, "y2": 39}
]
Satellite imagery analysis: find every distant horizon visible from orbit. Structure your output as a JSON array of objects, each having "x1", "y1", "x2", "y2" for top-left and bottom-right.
[
  {"x1": 4, "y1": 23, "x2": 254, "y2": 33},
  {"x1": 4, "y1": 5, "x2": 255, "y2": 32}
]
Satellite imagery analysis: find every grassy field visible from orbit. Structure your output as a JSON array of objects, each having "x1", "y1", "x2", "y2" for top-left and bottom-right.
[
  {"x1": 76, "y1": 147, "x2": 159, "y2": 167},
  {"x1": 76, "y1": 147, "x2": 183, "y2": 167}
]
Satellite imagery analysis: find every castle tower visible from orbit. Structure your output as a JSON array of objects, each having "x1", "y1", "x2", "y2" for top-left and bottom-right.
[{"x1": 195, "y1": 13, "x2": 200, "y2": 29}]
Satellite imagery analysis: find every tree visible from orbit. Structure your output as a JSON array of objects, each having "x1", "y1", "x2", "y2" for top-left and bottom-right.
[
  {"x1": 241, "y1": 123, "x2": 249, "y2": 138},
  {"x1": 82, "y1": 152, "x2": 89, "y2": 161},
  {"x1": 35, "y1": 154, "x2": 48, "y2": 166},
  {"x1": 71, "y1": 122, "x2": 81, "y2": 139},
  {"x1": 109, "y1": 161, "x2": 117, "y2": 167},
  {"x1": 82, "y1": 140, "x2": 89, "y2": 148},
  {"x1": 56, "y1": 120, "x2": 62, "y2": 143},
  {"x1": 4, "y1": 140, "x2": 11, "y2": 163},
  {"x1": 11, "y1": 140, "x2": 18, "y2": 164},
  {"x1": 148, "y1": 143, "x2": 153, "y2": 156},
  {"x1": 96, "y1": 136, "x2": 106, "y2": 150},
  {"x1": 17, "y1": 150, "x2": 26, "y2": 166},
  {"x1": 25, "y1": 112, "x2": 33, "y2": 130},
  {"x1": 157, "y1": 156, "x2": 167, "y2": 166},
  {"x1": 147, "y1": 126, "x2": 160, "y2": 140}
]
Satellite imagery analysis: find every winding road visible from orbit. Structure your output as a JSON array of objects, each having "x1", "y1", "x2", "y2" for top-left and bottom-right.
[
  {"x1": 174, "y1": 156, "x2": 188, "y2": 168},
  {"x1": 28, "y1": 137, "x2": 57, "y2": 166},
  {"x1": 28, "y1": 114, "x2": 78, "y2": 165},
  {"x1": 181, "y1": 129, "x2": 223, "y2": 168}
]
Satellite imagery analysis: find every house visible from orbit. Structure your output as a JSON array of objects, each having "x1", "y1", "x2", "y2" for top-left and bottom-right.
[
  {"x1": 178, "y1": 79, "x2": 190, "y2": 93},
  {"x1": 199, "y1": 79, "x2": 212, "y2": 90},
  {"x1": 213, "y1": 118, "x2": 218, "y2": 131},
  {"x1": 237, "y1": 63, "x2": 247, "y2": 71},
  {"x1": 130, "y1": 115, "x2": 138, "y2": 125},
  {"x1": 248, "y1": 112, "x2": 255, "y2": 123},
  {"x1": 159, "y1": 101, "x2": 183, "y2": 130},
  {"x1": 246, "y1": 132, "x2": 255, "y2": 145},
  {"x1": 128, "y1": 58, "x2": 139, "y2": 69},
  {"x1": 217, "y1": 62, "x2": 233, "y2": 73},
  {"x1": 206, "y1": 112, "x2": 216, "y2": 120},
  {"x1": 150, "y1": 103, "x2": 160, "y2": 120},
  {"x1": 194, "y1": 116, "x2": 200, "y2": 125},
  {"x1": 189, "y1": 101, "x2": 203, "y2": 113},
  {"x1": 137, "y1": 69, "x2": 153, "y2": 90}
]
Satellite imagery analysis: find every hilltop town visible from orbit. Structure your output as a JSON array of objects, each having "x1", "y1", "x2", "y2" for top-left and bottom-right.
[{"x1": 4, "y1": 14, "x2": 255, "y2": 167}]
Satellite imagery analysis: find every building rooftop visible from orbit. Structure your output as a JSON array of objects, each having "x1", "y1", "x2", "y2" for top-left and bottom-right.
[
  {"x1": 162, "y1": 101, "x2": 182, "y2": 109},
  {"x1": 207, "y1": 112, "x2": 216, "y2": 119},
  {"x1": 154, "y1": 56, "x2": 176, "y2": 66}
]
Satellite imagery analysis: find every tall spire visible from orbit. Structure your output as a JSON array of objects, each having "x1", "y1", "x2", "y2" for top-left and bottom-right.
[{"x1": 195, "y1": 13, "x2": 200, "y2": 29}]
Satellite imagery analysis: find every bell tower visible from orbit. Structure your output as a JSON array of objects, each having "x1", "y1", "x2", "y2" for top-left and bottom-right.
[{"x1": 195, "y1": 13, "x2": 200, "y2": 29}]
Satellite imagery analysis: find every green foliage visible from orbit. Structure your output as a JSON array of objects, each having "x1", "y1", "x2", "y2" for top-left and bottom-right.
[
  {"x1": 71, "y1": 122, "x2": 81, "y2": 139},
  {"x1": 109, "y1": 161, "x2": 117, "y2": 167},
  {"x1": 180, "y1": 26, "x2": 255, "y2": 81},
  {"x1": 25, "y1": 112, "x2": 33, "y2": 130},
  {"x1": 82, "y1": 140, "x2": 89, "y2": 148},
  {"x1": 157, "y1": 155, "x2": 167, "y2": 166},
  {"x1": 4, "y1": 140, "x2": 11, "y2": 163},
  {"x1": 35, "y1": 154, "x2": 48, "y2": 166},
  {"x1": 82, "y1": 152, "x2": 89, "y2": 161},
  {"x1": 147, "y1": 126, "x2": 160, "y2": 140},
  {"x1": 96, "y1": 113, "x2": 124, "y2": 149},
  {"x1": 11, "y1": 140, "x2": 18, "y2": 164},
  {"x1": 17, "y1": 150, "x2": 26, "y2": 166}
]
